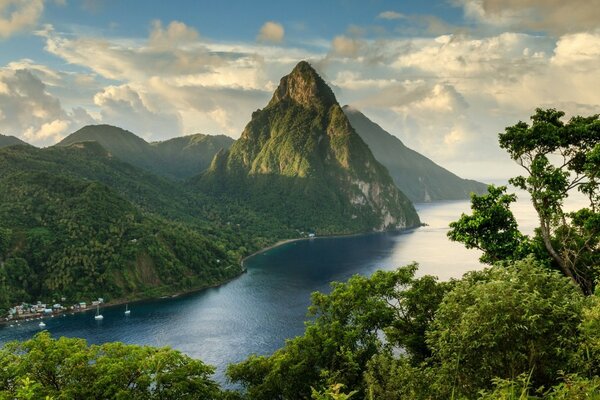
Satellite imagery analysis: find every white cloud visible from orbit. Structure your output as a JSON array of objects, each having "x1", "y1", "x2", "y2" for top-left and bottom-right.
[
  {"x1": 0, "y1": 0, "x2": 44, "y2": 38},
  {"x1": 377, "y1": 11, "x2": 405, "y2": 20},
  {"x1": 149, "y1": 20, "x2": 199, "y2": 48},
  {"x1": 93, "y1": 84, "x2": 182, "y2": 140},
  {"x1": 257, "y1": 21, "x2": 284, "y2": 44},
  {"x1": 0, "y1": 66, "x2": 96, "y2": 146},
  {"x1": 32, "y1": 21, "x2": 311, "y2": 139},
  {"x1": 40, "y1": 23, "x2": 225, "y2": 81},
  {"x1": 23, "y1": 118, "x2": 69, "y2": 142},
  {"x1": 455, "y1": 0, "x2": 600, "y2": 34}
]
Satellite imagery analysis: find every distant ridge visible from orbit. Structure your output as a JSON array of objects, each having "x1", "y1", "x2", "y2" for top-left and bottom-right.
[
  {"x1": 343, "y1": 106, "x2": 488, "y2": 202},
  {"x1": 56, "y1": 125, "x2": 233, "y2": 179},
  {"x1": 201, "y1": 61, "x2": 420, "y2": 234},
  {"x1": 0, "y1": 134, "x2": 29, "y2": 148}
]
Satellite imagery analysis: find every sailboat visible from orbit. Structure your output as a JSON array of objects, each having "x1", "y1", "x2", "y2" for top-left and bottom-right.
[
  {"x1": 124, "y1": 304, "x2": 131, "y2": 316},
  {"x1": 39, "y1": 321, "x2": 46, "y2": 328},
  {"x1": 94, "y1": 304, "x2": 103, "y2": 320}
]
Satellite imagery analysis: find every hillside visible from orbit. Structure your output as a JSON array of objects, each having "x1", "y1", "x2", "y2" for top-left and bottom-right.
[
  {"x1": 343, "y1": 106, "x2": 488, "y2": 202},
  {"x1": 57, "y1": 125, "x2": 233, "y2": 179},
  {"x1": 0, "y1": 134, "x2": 28, "y2": 148},
  {"x1": 200, "y1": 61, "x2": 420, "y2": 234},
  {"x1": 151, "y1": 134, "x2": 234, "y2": 178},
  {"x1": 0, "y1": 143, "x2": 297, "y2": 313},
  {"x1": 0, "y1": 170, "x2": 238, "y2": 311}
]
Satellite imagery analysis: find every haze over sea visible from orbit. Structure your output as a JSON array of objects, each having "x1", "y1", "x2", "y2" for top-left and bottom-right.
[{"x1": 0, "y1": 186, "x2": 583, "y2": 383}]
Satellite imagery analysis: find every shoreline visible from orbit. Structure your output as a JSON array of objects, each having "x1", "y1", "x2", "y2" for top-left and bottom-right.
[
  {"x1": 0, "y1": 271, "x2": 246, "y2": 328},
  {"x1": 2, "y1": 225, "x2": 422, "y2": 329},
  {"x1": 241, "y1": 225, "x2": 421, "y2": 268}
]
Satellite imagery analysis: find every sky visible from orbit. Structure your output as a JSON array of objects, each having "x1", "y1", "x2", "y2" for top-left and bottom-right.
[{"x1": 1, "y1": 0, "x2": 599, "y2": 180}]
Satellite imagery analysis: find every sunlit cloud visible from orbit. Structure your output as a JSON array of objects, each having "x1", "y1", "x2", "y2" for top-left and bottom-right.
[
  {"x1": 257, "y1": 21, "x2": 285, "y2": 44},
  {"x1": 0, "y1": 0, "x2": 44, "y2": 38}
]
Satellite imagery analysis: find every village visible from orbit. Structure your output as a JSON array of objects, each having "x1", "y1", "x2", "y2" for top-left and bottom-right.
[{"x1": 3, "y1": 297, "x2": 105, "y2": 326}]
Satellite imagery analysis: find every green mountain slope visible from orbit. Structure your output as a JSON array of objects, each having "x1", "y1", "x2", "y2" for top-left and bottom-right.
[
  {"x1": 0, "y1": 143, "x2": 297, "y2": 313},
  {"x1": 0, "y1": 170, "x2": 237, "y2": 311},
  {"x1": 56, "y1": 125, "x2": 233, "y2": 179},
  {"x1": 0, "y1": 134, "x2": 28, "y2": 148},
  {"x1": 151, "y1": 134, "x2": 234, "y2": 178},
  {"x1": 57, "y1": 125, "x2": 157, "y2": 171},
  {"x1": 343, "y1": 106, "x2": 488, "y2": 202},
  {"x1": 200, "y1": 61, "x2": 420, "y2": 234}
]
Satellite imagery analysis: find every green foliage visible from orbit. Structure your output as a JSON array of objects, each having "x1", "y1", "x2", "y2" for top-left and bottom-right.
[
  {"x1": 448, "y1": 185, "x2": 531, "y2": 264},
  {"x1": 504, "y1": 109, "x2": 600, "y2": 293},
  {"x1": 57, "y1": 124, "x2": 234, "y2": 180},
  {"x1": 427, "y1": 257, "x2": 584, "y2": 398},
  {"x1": 478, "y1": 374, "x2": 600, "y2": 400},
  {"x1": 227, "y1": 265, "x2": 452, "y2": 399},
  {"x1": 0, "y1": 140, "x2": 303, "y2": 311},
  {"x1": 0, "y1": 170, "x2": 244, "y2": 310},
  {"x1": 200, "y1": 61, "x2": 420, "y2": 235},
  {"x1": 0, "y1": 332, "x2": 225, "y2": 399},
  {"x1": 449, "y1": 109, "x2": 600, "y2": 294},
  {"x1": 311, "y1": 384, "x2": 357, "y2": 400},
  {"x1": 364, "y1": 354, "x2": 433, "y2": 400}
]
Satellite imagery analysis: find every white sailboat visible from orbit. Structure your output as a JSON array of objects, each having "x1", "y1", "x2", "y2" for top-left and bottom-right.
[
  {"x1": 39, "y1": 321, "x2": 46, "y2": 328},
  {"x1": 94, "y1": 304, "x2": 103, "y2": 320},
  {"x1": 124, "y1": 304, "x2": 131, "y2": 316}
]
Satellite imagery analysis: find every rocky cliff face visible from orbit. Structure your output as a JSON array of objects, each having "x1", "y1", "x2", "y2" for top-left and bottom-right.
[{"x1": 203, "y1": 61, "x2": 420, "y2": 233}]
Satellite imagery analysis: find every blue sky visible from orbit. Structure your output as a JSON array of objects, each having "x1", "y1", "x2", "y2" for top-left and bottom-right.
[{"x1": 0, "y1": 0, "x2": 599, "y2": 179}]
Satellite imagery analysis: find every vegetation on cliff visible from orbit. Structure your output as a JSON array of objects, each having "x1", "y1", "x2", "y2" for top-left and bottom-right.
[{"x1": 200, "y1": 61, "x2": 420, "y2": 234}]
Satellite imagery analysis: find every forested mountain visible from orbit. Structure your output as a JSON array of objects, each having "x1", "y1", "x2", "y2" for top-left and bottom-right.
[
  {"x1": 0, "y1": 134, "x2": 28, "y2": 148},
  {"x1": 200, "y1": 61, "x2": 420, "y2": 234},
  {"x1": 151, "y1": 133, "x2": 234, "y2": 179},
  {"x1": 343, "y1": 106, "x2": 488, "y2": 202},
  {"x1": 0, "y1": 143, "x2": 295, "y2": 313},
  {"x1": 57, "y1": 125, "x2": 233, "y2": 179}
]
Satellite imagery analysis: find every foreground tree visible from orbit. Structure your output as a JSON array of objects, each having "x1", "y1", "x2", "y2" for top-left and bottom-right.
[
  {"x1": 0, "y1": 332, "x2": 225, "y2": 399},
  {"x1": 450, "y1": 108, "x2": 600, "y2": 294},
  {"x1": 426, "y1": 257, "x2": 584, "y2": 398},
  {"x1": 227, "y1": 265, "x2": 453, "y2": 399}
]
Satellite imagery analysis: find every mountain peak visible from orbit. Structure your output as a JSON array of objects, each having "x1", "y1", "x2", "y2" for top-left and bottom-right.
[{"x1": 268, "y1": 61, "x2": 336, "y2": 109}]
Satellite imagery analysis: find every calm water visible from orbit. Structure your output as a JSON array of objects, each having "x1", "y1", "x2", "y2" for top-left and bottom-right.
[{"x1": 0, "y1": 198, "x2": 542, "y2": 383}]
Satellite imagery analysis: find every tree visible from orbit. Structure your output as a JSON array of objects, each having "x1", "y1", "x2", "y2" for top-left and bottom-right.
[
  {"x1": 448, "y1": 185, "x2": 530, "y2": 264},
  {"x1": 450, "y1": 108, "x2": 600, "y2": 295},
  {"x1": 500, "y1": 108, "x2": 600, "y2": 294},
  {"x1": 0, "y1": 332, "x2": 225, "y2": 399},
  {"x1": 227, "y1": 265, "x2": 453, "y2": 399},
  {"x1": 426, "y1": 257, "x2": 584, "y2": 398}
]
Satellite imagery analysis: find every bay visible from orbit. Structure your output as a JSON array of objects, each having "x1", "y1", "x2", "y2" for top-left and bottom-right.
[{"x1": 0, "y1": 198, "x2": 536, "y2": 383}]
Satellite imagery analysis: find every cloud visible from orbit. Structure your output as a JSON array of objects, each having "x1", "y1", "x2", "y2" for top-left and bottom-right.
[
  {"x1": 38, "y1": 21, "x2": 230, "y2": 82},
  {"x1": 23, "y1": 119, "x2": 69, "y2": 142},
  {"x1": 257, "y1": 21, "x2": 284, "y2": 44},
  {"x1": 33, "y1": 21, "x2": 311, "y2": 139},
  {"x1": 551, "y1": 32, "x2": 600, "y2": 71},
  {"x1": 377, "y1": 11, "x2": 406, "y2": 20},
  {"x1": 149, "y1": 20, "x2": 199, "y2": 48},
  {"x1": 456, "y1": 0, "x2": 600, "y2": 34},
  {"x1": 0, "y1": 0, "x2": 44, "y2": 38},
  {"x1": 0, "y1": 66, "x2": 95, "y2": 145},
  {"x1": 330, "y1": 35, "x2": 364, "y2": 58},
  {"x1": 93, "y1": 84, "x2": 182, "y2": 140}
]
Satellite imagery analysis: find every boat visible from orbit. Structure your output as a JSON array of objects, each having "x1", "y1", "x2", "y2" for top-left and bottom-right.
[
  {"x1": 94, "y1": 305, "x2": 103, "y2": 320},
  {"x1": 39, "y1": 321, "x2": 46, "y2": 328},
  {"x1": 124, "y1": 304, "x2": 131, "y2": 316}
]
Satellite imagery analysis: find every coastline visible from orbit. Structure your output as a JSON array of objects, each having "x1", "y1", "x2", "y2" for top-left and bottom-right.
[
  {"x1": 241, "y1": 225, "x2": 421, "y2": 268},
  {"x1": 0, "y1": 271, "x2": 247, "y2": 328},
  {"x1": 1, "y1": 225, "x2": 422, "y2": 329}
]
